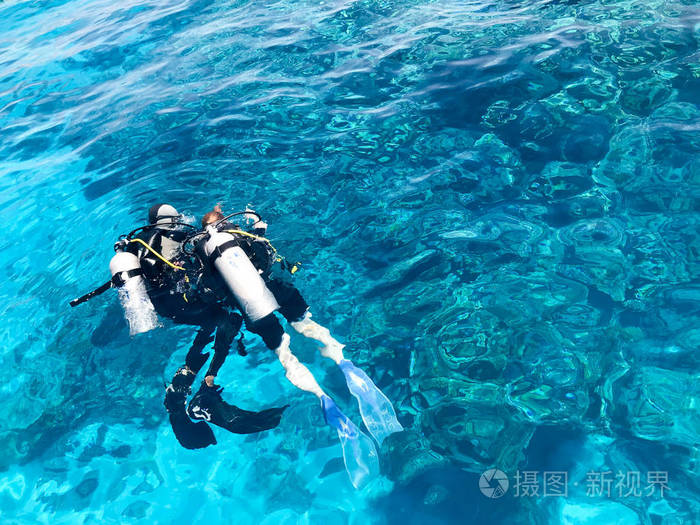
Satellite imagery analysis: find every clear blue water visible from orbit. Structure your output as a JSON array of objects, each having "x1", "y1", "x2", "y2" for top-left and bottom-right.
[{"x1": 1, "y1": 0, "x2": 698, "y2": 523}]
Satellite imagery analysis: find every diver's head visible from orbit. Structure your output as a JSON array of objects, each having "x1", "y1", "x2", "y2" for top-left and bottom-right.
[
  {"x1": 149, "y1": 203, "x2": 179, "y2": 225},
  {"x1": 201, "y1": 210, "x2": 224, "y2": 227}
]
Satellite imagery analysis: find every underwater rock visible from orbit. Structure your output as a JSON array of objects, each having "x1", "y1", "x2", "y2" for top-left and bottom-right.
[
  {"x1": 450, "y1": 133, "x2": 526, "y2": 201},
  {"x1": 447, "y1": 209, "x2": 546, "y2": 261},
  {"x1": 613, "y1": 366, "x2": 700, "y2": 448},
  {"x1": 482, "y1": 99, "x2": 519, "y2": 130},
  {"x1": 476, "y1": 271, "x2": 589, "y2": 324},
  {"x1": 627, "y1": 229, "x2": 679, "y2": 284},
  {"x1": 557, "y1": 245, "x2": 628, "y2": 302},
  {"x1": 506, "y1": 376, "x2": 589, "y2": 425},
  {"x1": 410, "y1": 128, "x2": 478, "y2": 163},
  {"x1": 657, "y1": 285, "x2": 700, "y2": 336},
  {"x1": 0, "y1": 348, "x2": 66, "y2": 459},
  {"x1": 658, "y1": 215, "x2": 700, "y2": 281},
  {"x1": 649, "y1": 99, "x2": 700, "y2": 122},
  {"x1": 74, "y1": 476, "x2": 99, "y2": 498},
  {"x1": 564, "y1": 71, "x2": 619, "y2": 114},
  {"x1": 510, "y1": 101, "x2": 560, "y2": 164},
  {"x1": 122, "y1": 500, "x2": 151, "y2": 520},
  {"x1": 530, "y1": 161, "x2": 593, "y2": 200},
  {"x1": 619, "y1": 74, "x2": 672, "y2": 117},
  {"x1": 594, "y1": 125, "x2": 653, "y2": 189},
  {"x1": 369, "y1": 249, "x2": 443, "y2": 295},
  {"x1": 382, "y1": 429, "x2": 448, "y2": 485},
  {"x1": 558, "y1": 217, "x2": 626, "y2": 249},
  {"x1": 415, "y1": 377, "x2": 533, "y2": 473},
  {"x1": 561, "y1": 114, "x2": 611, "y2": 164},
  {"x1": 423, "y1": 483, "x2": 449, "y2": 505},
  {"x1": 558, "y1": 499, "x2": 640, "y2": 525}
]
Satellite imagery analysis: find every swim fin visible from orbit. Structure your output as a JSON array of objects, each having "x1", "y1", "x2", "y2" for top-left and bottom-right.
[
  {"x1": 321, "y1": 394, "x2": 379, "y2": 489},
  {"x1": 164, "y1": 385, "x2": 217, "y2": 449},
  {"x1": 187, "y1": 382, "x2": 288, "y2": 434},
  {"x1": 338, "y1": 359, "x2": 403, "y2": 445}
]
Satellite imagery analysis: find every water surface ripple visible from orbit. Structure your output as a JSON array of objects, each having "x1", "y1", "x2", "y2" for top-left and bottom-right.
[{"x1": 0, "y1": 0, "x2": 698, "y2": 523}]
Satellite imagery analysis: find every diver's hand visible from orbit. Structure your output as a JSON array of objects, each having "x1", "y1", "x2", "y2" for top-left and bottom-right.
[{"x1": 205, "y1": 375, "x2": 217, "y2": 388}]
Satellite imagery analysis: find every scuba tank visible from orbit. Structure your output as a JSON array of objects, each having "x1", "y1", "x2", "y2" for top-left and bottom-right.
[
  {"x1": 146, "y1": 203, "x2": 184, "y2": 262},
  {"x1": 159, "y1": 235, "x2": 181, "y2": 261},
  {"x1": 109, "y1": 251, "x2": 160, "y2": 335},
  {"x1": 203, "y1": 226, "x2": 279, "y2": 322}
]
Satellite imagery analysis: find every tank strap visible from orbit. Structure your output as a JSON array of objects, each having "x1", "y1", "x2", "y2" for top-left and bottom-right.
[
  {"x1": 111, "y1": 268, "x2": 144, "y2": 287},
  {"x1": 209, "y1": 239, "x2": 239, "y2": 263}
]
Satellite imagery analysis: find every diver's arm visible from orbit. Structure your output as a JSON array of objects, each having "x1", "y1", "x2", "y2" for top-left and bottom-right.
[
  {"x1": 204, "y1": 351, "x2": 228, "y2": 387},
  {"x1": 190, "y1": 240, "x2": 228, "y2": 304},
  {"x1": 203, "y1": 311, "x2": 242, "y2": 386},
  {"x1": 244, "y1": 206, "x2": 268, "y2": 235},
  {"x1": 124, "y1": 230, "x2": 151, "y2": 259},
  {"x1": 252, "y1": 219, "x2": 267, "y2": 235}
]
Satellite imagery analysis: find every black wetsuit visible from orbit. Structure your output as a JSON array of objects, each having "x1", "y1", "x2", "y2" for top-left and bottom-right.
[
  {"x1": 131, "y1": 219, "x2": 309, "y2": 370},
  {"x1": 127, "y1": 225, "x2": 241, "y2": 379}
]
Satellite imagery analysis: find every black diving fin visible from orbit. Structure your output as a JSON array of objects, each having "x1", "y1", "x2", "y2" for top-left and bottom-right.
[
  {"x1": 168, "y1": 410, "x2": 217, "y2": 449},
  {"x1": 164, "y1": 377, "x2": 217, "y2": 450},
  {"x1": 187, "y1": 382, "x2": 288, "y2": 434}
]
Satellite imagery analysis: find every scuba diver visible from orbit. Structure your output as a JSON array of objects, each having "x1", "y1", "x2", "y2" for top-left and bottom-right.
[
  {"x1": 71, "y1": 204, "x2": 287, "y2": 451},
  {"x1": 70, "y1": 203, "x2": 403, "y2": 489},
  {"x1": 193, "y1": 205, "x2": 404, "y2": 488}
]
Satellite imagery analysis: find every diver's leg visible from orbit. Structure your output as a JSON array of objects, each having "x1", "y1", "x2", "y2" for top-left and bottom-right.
[
  {"x1": 187, "y1": 310, "x2": 286, "y2": 435},
  {"x1": 289, "y1": 314, "x2": 403, "y2": 445},
  {"x1": 165, "y1": 322, "x2": 213, "y2": 402},
  {"x1": 167, "y1": 315, "x2": 216, "y2": 397},
  {"x1": 266, "y1": 278, "x2": 346, "y2": 364},
  {"x1": 249, "y1": 314, "x2": 326, "y2": 398},
  {"x1": 290, "y1": 311, "x2": 346, "y2": 364},
  {"x1": 164, "y1": 324, "x2": 217, "y2": 449},
  {"x1": 184, "y1": 323, "x2": 215, "y2": 373},
  {"x1": 163, "y1": 316, "x2": 219, "y2": 449},
  {"x1": 252, "y1": 312, "x2": 379, "y2": 488}
]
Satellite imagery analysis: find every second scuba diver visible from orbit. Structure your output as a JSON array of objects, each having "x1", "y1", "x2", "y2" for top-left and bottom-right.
[
  {"x1": 71, "y1": 203, "x2": 403, "y2": 489},
  {"x1": 194, "y1": 205, "x2": 404, "y2": 487}
]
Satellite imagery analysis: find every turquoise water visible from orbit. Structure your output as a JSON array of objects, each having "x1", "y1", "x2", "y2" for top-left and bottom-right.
[{"x1": 1, "y1": 0, "x2": 699, "y2": 523}]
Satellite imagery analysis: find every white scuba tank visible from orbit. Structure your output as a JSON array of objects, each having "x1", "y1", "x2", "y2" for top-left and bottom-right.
[
  {"x1": 204, "y1": 227, "x2": 279, "y2": 322},
  {"x1": 109, "y1": 251, "x2": 159, "y2": 335},
  {"x1": 154, "y1": 213, "x2": 182, "y2": 260},
  {"x1": 159, "y1": 235, "x2": 181, "y2": 260}
]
